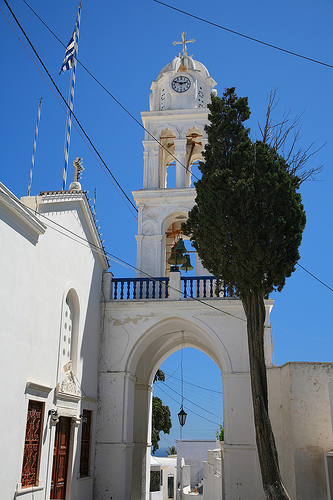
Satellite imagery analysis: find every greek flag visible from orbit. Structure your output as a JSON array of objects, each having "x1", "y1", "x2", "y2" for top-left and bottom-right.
[
  {"x1": 59, "y1": 26, "x2": 78, "y2": 74},
  {"x1": 60, "y1": 5, "x2": 81, "y2": 190}
]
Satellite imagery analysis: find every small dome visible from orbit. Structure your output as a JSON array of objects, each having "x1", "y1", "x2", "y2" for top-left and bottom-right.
[{"x1": 156, "y1": 55, "x2": 211, "y2": 81}]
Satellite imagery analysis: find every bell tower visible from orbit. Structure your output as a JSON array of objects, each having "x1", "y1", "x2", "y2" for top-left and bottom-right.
[{"x1": 133, "y1": 33, "x2": 217, "y2": 278}]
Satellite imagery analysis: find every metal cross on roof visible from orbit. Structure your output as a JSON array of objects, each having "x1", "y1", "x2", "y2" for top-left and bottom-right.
[{"x1": 173, "y1": 31, "x2": 195, "y2": 55}]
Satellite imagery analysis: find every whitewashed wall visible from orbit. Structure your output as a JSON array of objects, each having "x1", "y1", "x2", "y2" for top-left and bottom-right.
[
  {"x1": 0, "y1": 184, "x2": 108, "y2": 500},
  {"x1": 268, "y1": 362, "x2": 333, "y2": 500}
]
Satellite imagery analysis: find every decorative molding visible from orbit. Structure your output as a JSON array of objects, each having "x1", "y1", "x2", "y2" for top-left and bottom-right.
[
  {"x1": 37, "y1": 191, "x2": 108, "y2": 270},
  {"x1": 71, "y1": 416, "x2": 82, "y2": 427},
  {"x1": 82, "y1": 395, "x2": 97, "y2": 403},
  {"x1": 15, "y1": 484, "x2": 44, "y2": 496},
  {"x1": 25, "y1": 381, "x2": 53, "y2": 400},
  {"x1": 0, "y1": 183, "x2": 46, "y2": 243}
]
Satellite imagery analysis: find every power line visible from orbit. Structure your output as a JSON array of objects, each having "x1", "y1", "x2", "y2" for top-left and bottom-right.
[
  {"x1": 2, "y1": 189, "x2": 250, "y2": 324},
  {"x1": 157, "y1": 384, "x2": 221, "y2": 426},
  {"x1": 3, "y1": 0, "x2": 138, "y2": 215},
  {"x1": 163, "y1": 368, "x2": 222, "y2": 394},
  {"x1": 156, "y1": 381, "x2": 222, "y2": 418},
  {"x1": 0, "y1": 7, "x2": 138, "y2": 219},
  {"x1": 4, "y1": 4, "x2": 331, "y2": 298},
  {"x1": 153, "y1": 0, "x2": 333, "y2": 70},
  {"x1": 18, "y1": 0, "x2": 202, "y2": 185},
  {"x1": 6, "y1": 188, "x2": 331, "y2": 336},
  {"x1": 297, "y1": 262, "x2": 333, "y2": 292}
]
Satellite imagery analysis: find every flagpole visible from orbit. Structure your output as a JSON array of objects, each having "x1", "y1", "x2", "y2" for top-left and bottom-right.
[
  {"x1": 27, "y1": 97, "x2": 43, "y2": 196},
  {"x1": 61, "y1": 4, "x2": 81, "y2": 191}
]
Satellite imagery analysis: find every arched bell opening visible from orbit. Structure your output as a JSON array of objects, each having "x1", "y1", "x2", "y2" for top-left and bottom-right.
[
  {"x1": 186, "y1": 127, "x2": 204, "y2": 188},
  {"x1": 164, "y1": 216, "x2": 195, "y2": 277},
  {"x1": 159, "y1": 128, "x2": 176, "y2": 188}
]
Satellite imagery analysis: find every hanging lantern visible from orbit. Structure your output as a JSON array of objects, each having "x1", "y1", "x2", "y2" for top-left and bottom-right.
[
  {"x1": 178, "y1": 407, "x2": 187, "y2": 427},
  {"x1": 180, "y1": 254, "x2": 193, "y2": 272}
]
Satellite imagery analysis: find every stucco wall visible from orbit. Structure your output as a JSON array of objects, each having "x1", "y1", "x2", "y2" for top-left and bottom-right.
[
  {"x1": 177, "y1": 440, "x2": 216, "y2": 489},
  {"x1": 0, "y1": 186, "x2": 107, "y2": 500},
  {"x1": 268, "y1": 362, "x2": 333, "y2": 500}
]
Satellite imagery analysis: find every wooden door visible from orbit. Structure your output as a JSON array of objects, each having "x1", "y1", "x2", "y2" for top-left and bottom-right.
[{"x1": 50, "y1": 416, "x2": 71, "y2": 499}]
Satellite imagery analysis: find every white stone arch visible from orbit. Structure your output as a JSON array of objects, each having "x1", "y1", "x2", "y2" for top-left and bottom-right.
[
  {"x1": 126, "y1": 315, "x2": 232, "y2": 381},
  {"x1": 96, "y1": 296, "x2": 269, "y2": 499},
  {"x1": 126, "y1": 316, "x2": 231, "y2": 499}
]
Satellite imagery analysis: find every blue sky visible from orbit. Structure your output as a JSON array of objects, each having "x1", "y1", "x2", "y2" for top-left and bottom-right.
[{"x1": 1, "y1": 0, "x2": 332, "y2": 449}]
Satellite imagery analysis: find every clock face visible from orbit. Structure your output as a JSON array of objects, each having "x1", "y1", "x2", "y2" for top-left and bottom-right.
[{"x1": 172, "y1": 76, "x2": 191, "y2": 93}]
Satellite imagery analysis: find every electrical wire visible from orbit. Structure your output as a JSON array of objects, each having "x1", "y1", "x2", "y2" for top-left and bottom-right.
[
  {"x1": 8, "y1": 1, "x2": 331, "y2": 286},
  {"x1": 3, "y1": 189, "x2": 249, "y2": 323},
  {"x1": 0, "y1": 6, "x2": 138, "y2": 219},
  {"x1": 5, "y1": 188, "x2": 331, "y2": 342},
  {"x1": 153, "y1": 0, "x2": 333, "y2": 70},
  {"x1": 157, "y1": 384, "x2": 221, "y2": 426},
  {"x1": 2, "y1": 0, "x2": 138, "y2": 215},
  {"x1": 155, "y1": 381, "x2": 222, "y2": 418},
  {"x1": 162, "y1": 368, "x2": 222, "y2": 394},
  {"x1": 297, "y1": 262, "x2": 333, "y2": 292},
  {"x1": 18, "y1": 0, "x2": 201, "y2": 185},
  {"x1": 3, "y1": 4, "x2": 331, "y2": 309}
]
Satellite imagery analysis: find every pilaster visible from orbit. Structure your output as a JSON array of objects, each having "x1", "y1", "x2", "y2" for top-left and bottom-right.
[{"x1": 174, "y1": 139, "x2": 187, "y2": 188}]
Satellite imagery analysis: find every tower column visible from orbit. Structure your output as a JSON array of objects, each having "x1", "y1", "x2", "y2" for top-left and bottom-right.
[{"x1": 174, "y1": 139, "x2": 187, "y2": 188}]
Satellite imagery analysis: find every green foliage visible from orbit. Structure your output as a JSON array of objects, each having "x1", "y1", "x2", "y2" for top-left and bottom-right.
[
  {"x1": 152, "y1": 396, "x2": 172, "y2": 453},
  {"x1": 166, "y1": 445, "x2": 177, "y2": 455},
  {"x1": 152, "y1": 370, "x2": 172, "y2": 454},
  {"x1": 154, "y1": 369, "x2": 165, "y2": 383},
  {"x1": 215, "y1": 425, "x2": 224, "y2": 441},
  {"x1": 182, "y1": 88, "x2": 306, "y2": 298}
]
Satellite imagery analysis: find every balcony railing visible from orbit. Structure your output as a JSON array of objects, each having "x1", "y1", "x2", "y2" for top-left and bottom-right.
[
  {"x1": 182, "y1": 276, "x2": 229, "y2": 298},
  {"x1": 112, "y1": 277, "x2": 169, "y2": 300},
  {"x1": 112, "y1": 275, "x2": 236, "y2": 300}
]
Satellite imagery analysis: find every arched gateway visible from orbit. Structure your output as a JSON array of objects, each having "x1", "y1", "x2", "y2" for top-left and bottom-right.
[{"x1": 95, "y1": 35, "x2": 273, "y2": 499}]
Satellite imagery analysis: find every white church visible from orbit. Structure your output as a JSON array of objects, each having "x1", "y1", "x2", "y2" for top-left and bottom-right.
[{"x1": 1, "y1": 34, "x2": 333, "y2": 500}]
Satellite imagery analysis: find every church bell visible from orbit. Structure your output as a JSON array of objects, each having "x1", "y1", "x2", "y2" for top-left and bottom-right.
[
  {"x1": 180, "y1": 254, "x2": 194, "y2": 272},
  {"x1": 175, "y1": 238, "x2": 186, "y2": 253},
  {"x1": 167, "y1": 244, "x2": 187, "y2": 266}
]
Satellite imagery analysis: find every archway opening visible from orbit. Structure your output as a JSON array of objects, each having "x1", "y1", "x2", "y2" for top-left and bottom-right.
[
  {"x1": 152, "y1": 347, "x2": 223, "y2": 453},
  {"x1": 128, "y1": 318, "x2": 229, "y2": 499},
  {"x1": 149, "y1": 347, "x2": 223, "y2": 499}
]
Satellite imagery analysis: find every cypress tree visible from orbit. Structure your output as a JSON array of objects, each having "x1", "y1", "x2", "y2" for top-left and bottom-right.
[{"x1": 182, "y1": 88, "x2": 306, "y2": 499}]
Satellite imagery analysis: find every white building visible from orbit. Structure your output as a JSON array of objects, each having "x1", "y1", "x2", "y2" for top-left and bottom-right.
[
  {"x1": 150, "y1": 454, "x2": 177, "y2": 500},
  {"x1": 0, "y1": 35, "x2": 332, "y2": 500},
  {"x1": 0, "y1": 182, "x2": 108, "y2": 500}
]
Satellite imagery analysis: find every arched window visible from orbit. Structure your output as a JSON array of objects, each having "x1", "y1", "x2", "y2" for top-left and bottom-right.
[
  {"x1": 159, "y1": 128, "x2": 176, "y2": 188},
  {"x1": 60, "y1": 294, "x2": 73, "y2": 370},
  {"x1": 59, "y1": 289, "x2": 79, "y2": 376},
  {"x1": 186, "y1": 128, "x2": 204, "y2": 187}
]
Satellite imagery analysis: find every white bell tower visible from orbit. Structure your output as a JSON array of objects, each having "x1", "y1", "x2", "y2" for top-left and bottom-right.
[{"x1": 133, "y1": 33, "x2": 217, "y2": 278}]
